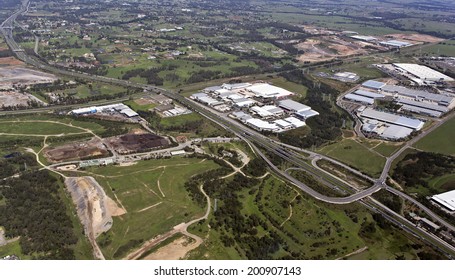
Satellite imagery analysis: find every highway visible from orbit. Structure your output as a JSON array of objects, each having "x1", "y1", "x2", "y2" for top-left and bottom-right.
[{"x1": 2, "y1": 0, "x2": 455, "y2": 257}]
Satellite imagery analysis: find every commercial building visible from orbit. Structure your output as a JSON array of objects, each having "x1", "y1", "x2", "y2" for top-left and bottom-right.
[
  {"x1": 361, "y1": 121, "x2": 414, "y2": 140},
  {"x1": 431, "y1": 190, "x2": 455, "y2": 212},
  {"x1": 359, "y1": 108, "x2": 424, "y2": 130},
  {"x1": 392, "y1": 63, "x2": 454, "y2": 83}
]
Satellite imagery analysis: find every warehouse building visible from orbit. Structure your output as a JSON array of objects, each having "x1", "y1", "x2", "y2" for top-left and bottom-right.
[
  {"x1": 379, "y1": 40, "x2": 412, "y2": 48},
  {"x1": 350, "y1": 35, "x2": 377, "y2": 42},
  {"x1": 246, "y1": 118, "x2": 279, "y2": 132},
  {"x1": 246, "y1": 83, "x2": 295, "y2": 100},
  {"x1": 359, "y1": 108, "x2": 424, "y2": 130},
  {"x1": 431, "y1": 190, "x2": 455, "y2": 213},
  {"x1": 344, "y1": 93, "x2": 374, "y2": 105},
  {"x1": 392, "y1": 63, "x2": 454, "y2": 83},
  {"x1": 362, "y1": 80, "x2": 386, "y2": 90},
  {"x1": 354, "y1": 89, "x2": 385, "y2": 99},
  {"x1": 381, "y1": 85, "x2": 455, "y2": 108}
]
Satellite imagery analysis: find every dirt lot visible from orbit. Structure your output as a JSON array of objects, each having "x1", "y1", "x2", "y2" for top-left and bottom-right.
[
  {"x1": 134, "y1": 97, "x2": 154, "y2": 106},
  {"x1": 296, "y1": 36, "x2": 374, "y2": 63},
  {"x1": 143, "y1": 235, "x2": 198, "y2": 260},
  {"x1": 0, "y1": 66, "x2": 57, "y2": 88},
  {"x1": 0, "y1": 91, "x2": 46, "y2": 107},
  {"x1": 0, "y1": 57, "x2": 24, "y2": 66},
  {"x1": 105, "y1": 133, "x2": 169, "y2": 154},
  {"x1": 44, "y1": 137, "x2": 110, "y2": 163},
  {"x1": 385, "y1": 33, "x2": 443, "y2": 43}
]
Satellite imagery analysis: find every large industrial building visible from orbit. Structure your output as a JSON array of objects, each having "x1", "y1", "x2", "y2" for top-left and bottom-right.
[
  {"x1": 245, "y1": 83, "x2": 295, "y2": 100},
  {"x1": 71, "y1": 103, "x2": 138, "y2": 118},
  {"x1": 392, "y1": 63, "x2": 454, "y2": 83},
  {"x1": 431, "y1": 190, "x2": 455, "y2": 213},
  {"x1": 359, "y1": 108, "x2": 424, "y2": 130}
]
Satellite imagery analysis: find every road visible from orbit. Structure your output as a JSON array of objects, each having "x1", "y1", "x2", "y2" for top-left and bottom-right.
[{"x1": 379, "y1": 111, "x2": 455, "y2": 183}]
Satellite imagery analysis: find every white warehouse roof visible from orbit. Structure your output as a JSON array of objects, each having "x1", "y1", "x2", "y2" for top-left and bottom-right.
[
  {"x1": 247, "y1": 83, "x2": 295, "y2": 99},
  {"x1": 432, "y1": 190, "x2": 455, "y2": 212},
  {"x1": 246, "y1": 118, "x2": 279, "y2": 131},
  {"x1": 360, "y1": 108, "x2": 424, "y2": 130},
  {"x1": 284, "y1": 117, "x2": 306, "y2": 128},
  {"x1": 278, "y1": 99, "x2": 311, "y2": 112},
  {"x1": 381, "y1": 125, "x2": 413, "y2": 140},
  {"x1": 393, "y1": 63, "x2": 454, "y2": 82},
  {"x1": 362, "y1": 80, "x2": 386, "y2": 90}
]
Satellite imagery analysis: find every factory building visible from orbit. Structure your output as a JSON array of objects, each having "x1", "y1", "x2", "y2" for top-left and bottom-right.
[
  {"x1": 246, "y1": 83, "x2": 295, "y2": 100},
  {"x1": 245, "y1": 118, "x2": 279, "y2": 132},
  {"x1": 344, "y1": 93, "x2": 374, "y2": 105},
  {"x1": 71, "y1": 103, "x2": 138, "y2": 118},
  {"x1": 381, "y1": 85, "x2": 455, "y2": 108},
  {"x1": 431, "y1": 190, "x2": 455, "y2": 213},
  {"x1": 359, "y1": 108, "x2": 424, "y2": 130},
  {"x1": 350, "y1": 35, "x2": 377, "y2": 42},
  {"x1": 392, "y1": 63, "x2": 454, "y2": 83},
  {"x1": 362, "y1": 80, "x2": 386, "y2": 90},
  {"x1": 379, "y1": 40, "x2": 412, "y2": 48}
]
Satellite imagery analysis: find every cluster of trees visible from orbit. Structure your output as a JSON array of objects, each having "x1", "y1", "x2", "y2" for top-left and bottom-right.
[
  {"x1": 0, "y1": 169, "x2": 77, "y2": 259},
  {"x1": 278, "y1": 71, "x2": 347, "y2": 149},
  {"x1": 243, "y1": 157, "x2": 267, "y2": 177},
  {"x1": 122, "y1": 67, "x2": 164, "y2": 85},
  {"x1": 187, "y1": 69, "x2": 223, "y2": 84},
  {"x1": 393, "y1": 152, "x2": 454, "y2": 190}
]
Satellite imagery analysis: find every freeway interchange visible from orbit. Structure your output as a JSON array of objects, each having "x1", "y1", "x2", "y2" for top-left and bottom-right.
[{"x1": 2, "y1": 0, "x2": 455, "y2": 258}]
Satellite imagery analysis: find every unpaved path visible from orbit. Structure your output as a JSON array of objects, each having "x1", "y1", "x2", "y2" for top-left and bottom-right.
[
  {"x1": 336, "y1": 246, "x2": 368, "y2": 260},
  {"x1": 125, "y1": 184, "x2": 211, "y2": 260}
]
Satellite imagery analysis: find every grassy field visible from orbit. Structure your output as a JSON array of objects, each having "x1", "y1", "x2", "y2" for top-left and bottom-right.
[
  {"x1": 0, "y1": 120, "x2": 85, "y2": 135},
  {"x1": 84, "y1": 157, "x2": 220, "y2": 259},
  {"x1": 420, "y1": 40, "x2": 455, "y2": 57},
  {"x1": 318, "y1": 139, "x2": 386, "y2": 177},
  {"x1": 414, "y1": 117, "x2": 455, "y2": 156},
  {"x1": 124, "y1": 99, "x2": 157, "y2": 112},
  {"x1": 373, "y1": 142, "x2": 403, "y2": 157}
]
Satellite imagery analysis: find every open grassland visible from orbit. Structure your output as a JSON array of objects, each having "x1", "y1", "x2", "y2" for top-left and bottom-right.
[
  {"x1": 0, "y1": 120, "x2": 84, "y2": 135},
  {"x1": 124, "y1": 99, "x2": 157, "y2": 112},
  {"x1": 318, "y1": 139, "x2": 386, "y2": 177},
  {"x1": 85, "y1": 157, "x2": 220, "y2": 259},
  {"x1": 414, "y1": 117, "x2": 455, "y2": 156},
  {"x1": 420, "y1": 40, "x2": 455, "y2": 57}
]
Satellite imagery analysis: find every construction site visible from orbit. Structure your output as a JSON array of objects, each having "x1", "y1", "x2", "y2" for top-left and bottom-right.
[{"x1": 65, "y1": 176, "x2": 126, "y2": 259}]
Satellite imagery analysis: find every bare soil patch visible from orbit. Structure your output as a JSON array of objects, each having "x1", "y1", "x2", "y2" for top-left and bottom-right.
[
  {"x1": 44, "y1": 137, "x2": 110, "y2": 163},
  {"x1": 105, "y1": 133, "x2": 169, "y2": 154},
  {"x1": 143, "y1": 235, "x2": 198, "y2": 260}
]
